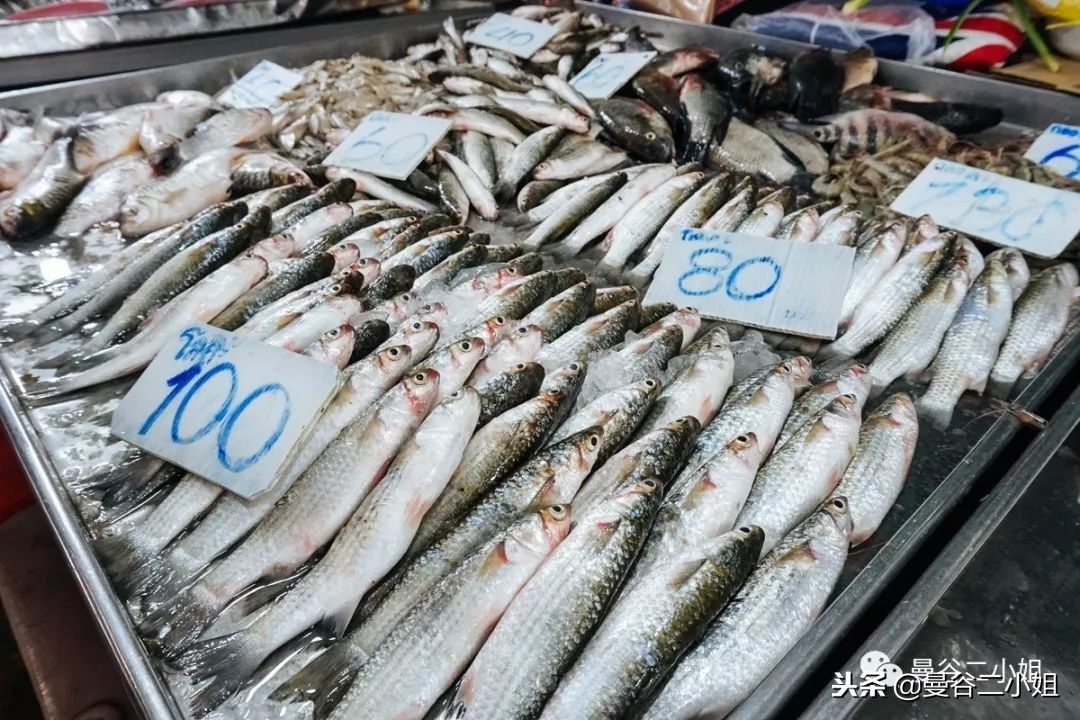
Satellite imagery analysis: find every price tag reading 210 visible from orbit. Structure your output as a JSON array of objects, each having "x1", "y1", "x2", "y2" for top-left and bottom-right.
[
  {"x1": 112, "y1": 324, "x2": 339, "y2": 499},
  {"x1": 324, "y1": 111, "x2": 452, "y2": 181}
]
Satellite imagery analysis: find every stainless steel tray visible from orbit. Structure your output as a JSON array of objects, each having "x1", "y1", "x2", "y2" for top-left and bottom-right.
[{"x1": 0, "y1": 5, "x2": 1077, "y2": 719}]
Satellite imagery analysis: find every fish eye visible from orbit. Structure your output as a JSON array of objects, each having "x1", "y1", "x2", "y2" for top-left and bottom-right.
[
  {"x1": 450, "y1": 389, "x2": 463, "y2": 399},
  {"x1": 330, "y1": 284, "x2": 342, "y2": 292},
  {"x1": 400, "y1": 293, "x2": 412, "y2": 301},
  {"x1": 421, "y1": 304, "x2": 434, "y2": 312},
  {"x1": 645, "y1": 379, "x2": 658, "y2": 388},
  {"x1": 569, "y1": 363, "x2": 580, "y2": 370},
  {"x1": 515, "y1": 363, "x2": 526, "y2": 370},
  {"x1": 814, "y1": 129, "x2": 827, "y2": 140},
  {"x1": 737, "y1": 434, "x2": 748, "y2": 443},
  {"x1": 738, "y1": 526, "x2": 752, "y2": 534},
  {"x1": 328, "y1": 328, "x2": 339, "y2": 337},
  {"x1": 494, "y1": 316, "x2": 506, "y2": 324},
  {"x1": 411, "y1": 321, "x2": 423, "y2": 331},
  {"x1": 831, "y1": 498, "x2": 846, "y2": 510},
  {"x1": 642, "y1": 478, "x2": 659, "y2": 490},
  {"x1": 548, "y1": 504, "x2": 567, "y2": 518},
  {"x1": 645, "y1": 131, "x2": 656, "y2": 141},
  {"x1": 516, "y1": 326, "x2": 529, "y2": 335},
  {"x1": 388, "y1": 347, "x2": 401, "y2": 357},
  {"x1": 414, "y1": 372, "x2": 426, "y2": 382},
  {"x1": 459, "y1": 340, "x2": 472, "y2": 351}
]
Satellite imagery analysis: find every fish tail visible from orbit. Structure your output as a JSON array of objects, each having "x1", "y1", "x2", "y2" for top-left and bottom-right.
[
  {"x1": 95, "y1": 531, "x2": 153, "y2": 592},
  {"x1": 270, "y1": 644, "x2": 364, "y2": 717},
  {"x1": 175, "y1": 631, "x2": 257, "y2": 716},
  {"x1": 987, "y1": 371, "x2": 1017, "y2": 399},
  {"x1": 915, "y1": 394, "x2": 954, "y2": 431},
  {"x1": 151, "y1": 584, "x2": 222, "y2": 656}
]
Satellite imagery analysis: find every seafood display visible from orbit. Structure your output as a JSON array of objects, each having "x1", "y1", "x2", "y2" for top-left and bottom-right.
[{"x1": 0, "y1": 5, "x2": 1076, "y2": 720}]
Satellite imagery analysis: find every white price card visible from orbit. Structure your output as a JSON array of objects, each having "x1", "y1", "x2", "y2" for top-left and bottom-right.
[
  {"x1": 1023, "y1": 123, "x2": 1080, "y2": 180},
  {"x1": 111, "y1": 324, "x2": 339, "y2": 499},
  {"x1": 645, "y1": 228, "x2": 855, "y2": 339},
  {"x1": 217, "y1": 60, "x2": 303, "y2": 109},
  {"x1": 323, "y1": 111, "x2": 452, "y2": 181},
  {"x1": 466, "y1": 12, "x2": 558, "y2": 58},
  {"x1": 571, "y1": 52, "x2": 657, "y2": 99},
  {"x1": 890, "y1": 158, "x2": 1080, "y2": 258}
]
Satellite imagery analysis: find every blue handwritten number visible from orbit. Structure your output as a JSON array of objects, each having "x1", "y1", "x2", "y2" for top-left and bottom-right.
[
  {"x1": 1001, "y1": 199, "x2": 1066, "y2": 243},
  {"x1": 726, "y1": 256, "x2": 782, "y2": 301},
  {"x1": 217, "y1": 384, "x2": 291, "y2": 472},
  {"x1": 349, "y1": 124, "x2": 388, "y2": 162},
  {"x1": 575, "y1": 58, "x2": 623, "y2": 91},
  {"x1": 956, "y1": 186, "x2": 1009, "y2": 232},
  {"x1": 171, "y1": 362, "x2": 238, "y2": 445},
  {"x1": 484, "y1": 26, "x2": 534, "y2": 46},
  {"x1": 678, "y1": 247, "x2": 733, "y2": 296},
  {"x1": 1040, "y1": 143, "x2": 1080, "y2": 179},
  {"x1": 138, "y1": 364, "x2": 201, "y2": 436}
]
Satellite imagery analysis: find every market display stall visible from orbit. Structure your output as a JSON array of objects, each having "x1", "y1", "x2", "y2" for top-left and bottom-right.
[{"x1": 0, "y1": 3, "x2": 1076, "y2": 719}]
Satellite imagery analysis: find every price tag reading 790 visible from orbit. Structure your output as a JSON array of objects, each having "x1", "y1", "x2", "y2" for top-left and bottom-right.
[
  {"x1": 467, "y1": 12, "x2": 558, "y2": 58},
  {"x1": 645, "y1": 228, "x2": 854, "y2": 339},
  {"x1": 111, "y1": 324, "x2": 339, "y2": 499},
  {"x1": 571, "y1": 52, "x2": 657, "y2": 99},
  {"x1": 324, "y1": 111, "x2": 452, "y2": 181},
  {"x1": 890, "y1": 158, "x2": 1080, "y2": 258}
]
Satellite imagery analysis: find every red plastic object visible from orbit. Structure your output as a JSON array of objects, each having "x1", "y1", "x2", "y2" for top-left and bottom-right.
[
  {"x1": 5, "y1": 1, "x2": 111, "y2": 21},
  {"x1": 0, "y1": 427, "x2": 34, "y2": 525}
]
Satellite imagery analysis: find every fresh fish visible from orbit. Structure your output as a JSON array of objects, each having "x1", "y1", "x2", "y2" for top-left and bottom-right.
[
  {"x1": 541, "y1": 74, "x2": 595, "y2": 119},
  {"x1": 494, "y1": 126, "x2": 565, "y2": 200},
  {"x1": 735, "y1": 199, "x2": 785, "y2": 237},
  {"x1": 71, "y1": 105, "x2": 151, "y2": 173},
  {"x1": 867, "y1": 258, "x2": 973, "y2": 392},
  {"x1": 838, "y1": 220, "x2": 907, "y2": 329},
  {"x1": 814, "y1": 207, "x2": 861, "y2": 246},
  {"x1": 468, "y1": 324, "x2": 543, "y2": 389},
  {"x1": 755, "y1": 118, "x2": 830, "y2": 175},
  {"x1": 702, "y1": 182, "x2": 755, "y2": 232},
  {"x1": 643, "y1": 498, "x2": 851, "y2": 719},
  {"x1": 517, "y1": 179, "x2": 564, "y2": 212},
  {"x1": 138, "y1": 97, "x2": 213, "y2": 158},
  {"x1": 789, "y1": 48, "x2": 844, "y2": 121},
  {"x1": 176, "y1": 389, "x2": 481, "y2": 715},
  {"x1": 460, "y1": 130, "x2": 497, "y2": 190},
  {"x1": 408, "y1": 383, "x2": 574, "y2": 560},
  {"x1": 522, "y1": 172, "x2": 627, "y2": 250},
  {"x1": 326, "y1": 167, "x2": 435, "y2": 213},
  {"x1": 438, "y1": 164, "x2": 470, "y2": 223},
  {"x1": 347, "y1": 318, "x2": 391, "y2": 363},
  {"x1": 604, "y1": 325, "x2": 683, "y2": 386},
  {"x1": 536, "y1": 299, "x2": 637, "y2": 372},
  {"x1": 592, "y1": 286, "x2": 638, "y2": 314},
  {"x1": 0, "y1": 126, "x2": 46, "y2": 190},
  {"x1": 917, "y1": 259, "x2": 1015, "y2": 429},
  {"x1": 520, "y1": 281, "x2": 595, "y2": 343},
  {"x1": 551, "y1": 377, "x2": 661, "y2": 462},
  {"x1": 431, "y1": 107, "x2": 526, "y2": 143},
  {"x1": 119, "y1": 148, "x2": 247, "y2": 236},
  {"x1": 416, "y1": 337, "x2": 487, "y2": 401},
  {"x1": 476, "y1": 361, "x2": 545, "y2": 426},
  {"x1": 269, "y1": 179, "x2": 356, "y2": 235},
  {"x1": 628, "y1": 66, "x2": 687, "y2": 145},
  {"x1": 572, "y1": 416, "x2": 700, "y2": 521},
  {"x1": 673, "y1": 357, "x2": 812, "y2": 493},
  {"x1": 777, "y1": 364, "x2": 870, "y2": 449},
  {"x1": 592, "y1": 97, "x2": 675, "y2": 162},
  {"x1": 54, "y1": 155, "x2": 156, "y2": 238},
  {"x1": 361, "y1": 265, "x2": 416, "y2": 307},
  {"x1": 323, "y1": 506, "x2": 570, "y2": 720},
  {"x1": 820, "y1": 232, "x2": 951, "y2": 361},
  {"x1": 229, "y1": 152, "x2": 311, "y2": 196},
  {"x1": 990, "y1": 246, "x2": 1031, "y2": 300},
  {"x1": 783, "y1": 109, "x2": 956, "y2": 157},
  {"x1": 542, "y1": 525, "x2": 762, "y2": 719},
  {"x1": 533, "y1": 135, "x2": 628, "y2": 180},
  {"x1": 1, "y1": 138, "x2": 87, "y2": 239},
  {"x1": 836, "y1": 393, "x2": 918, "y2": 544},
  {"x1": 243, "y1": 183, "x2": 312, "y2": 212},
  {"x1": 989, "y1": 263, "x2": 1078, "y2": 396},
  {"x1": 147, "y1": 370, "x2": 440, "y2": 653},
  {"x1": 776, "y1": 206, "x2": 820, "y2": 243},
  {"x1": 177, "y1": 108, "x2": 272, "y2": 162},
  {"x1": 557, "y1": 164, "x2": 676, "y2": 257},
  {"x1": 680, "y1": 73, "x2": 732, "y2": 163},
  {"x1": 627, "y1": 172, "x2": 733, "y2": 283},
  {"x1": 492, "y1": 95, "x2": 589, "y2": 134},
  {"x1": 85, "y1": 207, "x2": 269, "y2": 351},
  {"x1": 444, "y1": 479, "x2": 661, "y2": 720},
  {"x1": 438, "y1": 149, "x2": 499, "y2": 220},
  {"x1": 280, "y1": 430, "x2": 602, "y2": 713},
  {"x1": 474, "y1": 269, "x2": 558, "y2": 320},
  {"x1": 707, "y1": 117, "x2": 800, "y2": 184},
  {"x1": 597, "y1": 171, "x2": 706, "y2": 277},
  {"x1": 735, "y1": 394, "x2": 862, "y2": 555},
  {"x1": 303, "y1": 324, "x2": 356, "y2": 367},
  {"x1": 637, "y1": 341, "x2": 734, "y2": 434}
]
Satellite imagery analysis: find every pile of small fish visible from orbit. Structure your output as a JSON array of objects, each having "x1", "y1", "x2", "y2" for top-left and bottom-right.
[{"x1": 0, "y1": 5, "x2": 1077, "y2": 720}]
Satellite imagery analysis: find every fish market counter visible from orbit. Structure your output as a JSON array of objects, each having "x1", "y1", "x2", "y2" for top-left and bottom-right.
[
  {"x1": 0, "y1": 3, "x2": 1077, "y2": 720},
  {"x1": 802, "y1": 383, "x2": 1080, "y2": 720}
]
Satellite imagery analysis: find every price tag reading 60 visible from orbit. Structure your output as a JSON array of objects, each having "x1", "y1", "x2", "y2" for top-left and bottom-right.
[
  {"x1": 645, "y1": 228, "x2": 855, "y2": 339},
  {"x1": 324, "y1": 111, "x2": 452, "y2": 181},
  {"x1": 112, "y1": 324, "x2": 339, "y2": 499}
]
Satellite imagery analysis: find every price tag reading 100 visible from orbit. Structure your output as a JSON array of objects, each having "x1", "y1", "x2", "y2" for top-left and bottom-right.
[
  {"x1": 324, "y1": 111, "x2": 453, "y2": 181},
  {"x1": 112, "y1": 324, "x2": 339, "y2": 499}
]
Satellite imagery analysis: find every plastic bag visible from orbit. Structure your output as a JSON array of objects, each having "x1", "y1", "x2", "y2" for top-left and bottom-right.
[
  {"x1": 734, "y1": 2, "x2": 937, "y2": 62},
  {"x1": 623, "y1": 0, "x2": 717, "y2": 24},
  {"x1": 921, "y1": 2, "x2": 1024, "y2": 70}
]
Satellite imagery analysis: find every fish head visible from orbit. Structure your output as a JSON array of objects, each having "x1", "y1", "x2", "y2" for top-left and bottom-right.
[
  {"x1": 478, "y1": 315, "x2": 511, "y2": 347},
  {"x1": 533, "y1": 503, "x2": 573, "y2": 550},
  {"x1": 872, "y1": 392, "x2": 918, "y2": 428},
  {"x1": 118, "y1": 196, "x2": 161, "y2": 236},
  {"x1": 606, "y1": 477, "x2": 664, "y2": 522},
  {"x1": 402, "y1": 367, "x2": 441, "y2": 415},
  {"x1": 666, "y1": 415, "x2": 702, "y2": 442},
  {"x1": 822, "y1": 393, "x2": 864, "y2": 430},
  {"x1": 541, "y1": 361, "x2": 586, "y2": 396},
  {"x1": 688, "y1": 326, "x2": 731, "y2": 355},
  {"x1": 984, "y1": 248, "x2": 1029, "y2": 300},
  {"x1": 783, "y1": 356, "x2": 814, "y2": 392},
  {"x1": 835, "y1": 363, "x2": 872, "y2": 402},
  {"x1": 651, "y1": 308, "x2": 701, "y2": 347},
  {"x1": 635, "y1": 377, "x2": 664, "y2": 404},
  {"x1": 566, "y1": 426, "x2": 605, "y2": 474},
  {"x1": 726, "y1": 432, "x2": 764, "y2": 471},
  {"x1": 506, "y1": 323, "x2": 544, "y2": 357},
  {"x1": 330, "y1": 243, "x2": 361, "y2": 269},
  {"x1": 508, "y1": 361, "x2": 545, "y2": 388},
  {"x1": 402, "y1": 319, "x2": 441, "y2": 356},
  {"x1": 449, "y1": 336, "x2": 487, "y2": 373},
  {"x1": 779, "y1": 119, "x2": 836, "y2": 144},
  {"x1": 711, "y1": 524, "x2": 765, "y2": 574},
  {"x1": 385, "y1": 292, "x2": 418, "y2": 322},
  {"x1": 442, "y1": 385, "x2": 482, "y2": 421},
  {"x1": 1051, "y1": 262, "x2": 1079, "y2": 289},
  {"x1": 820, "y1": 495, "x2": 854, "y2": 542},
  {"x1": 912, "y1": 214, "x2": 939, "y2": 244}
]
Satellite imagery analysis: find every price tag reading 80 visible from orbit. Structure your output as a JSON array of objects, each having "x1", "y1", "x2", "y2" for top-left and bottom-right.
[
  {"x1": 324, "y1": 111, "x2": 452, "y2": 181},
  {"x1": 217, "y1": 60, "x2": 303, "y2": 109},
  {"x1": 570, "y1": 52, "x2": 657, "y2": 99},
  {"x1": 111, "y1": 324, "x2": 339, "y2": 499},
  {"x1": 645, "y1": 228, "x2": 855, "y2": 339}
]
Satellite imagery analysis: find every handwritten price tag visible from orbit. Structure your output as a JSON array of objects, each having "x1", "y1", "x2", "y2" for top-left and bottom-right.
[
  {"x1": 217, "y1": 60, "x2": 303, "y2": 109},
  {"x1": 891, "y1": 158, "x2": 1080, "y2": 258},
  {"x1": 324, "y1": 111, "x2": 451, "y2": 181},
  {"x1": 1024, "y1": 123, "x2": 1080, "y2": 180},
  {"x1": 645, "y1": 228, "x2": 854, "y2": 339},
  {"x1": 466, "y1": 12, "x2": 557, "y2": 58},
  {"x1": 111, "y1": 324, "x2": 339, "y2": 499},
  {"x1": 571, "y1": 52, "x2": 657, "y2": 99}
]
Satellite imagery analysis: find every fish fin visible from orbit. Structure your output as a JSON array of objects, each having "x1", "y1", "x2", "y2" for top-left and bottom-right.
[
  {"x1": 175, "y1": 631, "x2": 258, "y2": 717},
  {"x1": 986, "y1": 376, "x2": 1015, "y2": 399},
  {"x1": 94, "y1": 532, "x2": 152, "y2": 594},
  {"x1": 915, "y1": 396, "x2": 953, "y2": 431},
  {"x1": 269, "y1": 645, "x2": 364, "y2": 718},
  {"x1": 129, "y1": 556, "x2": 182, "y2": 603},
  {"x1": 320, "y1": 599, "x2": 359, "y2": 640},
  {"x1": 31, "y1": 346, "x2": 85, "y2": 370},
  {"x1": 152, "y1": 585, "x2": 222, "y2": 656}
]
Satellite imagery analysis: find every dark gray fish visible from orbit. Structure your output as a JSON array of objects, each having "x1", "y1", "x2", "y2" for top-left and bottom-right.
[
  {"x1": 0, "y1": 138, "x2": 86, "y2": 239},
  {"x1": 361, "y1": 265, "x2": 416, "y2": 307},
  {"x1": 476, "y1": 361, "x2": 546, "y2": 426},
  {"x1": 211, "y1": 252, "x2": 335, "y2": 331},
  {"x1": 270, "y1": 179, "x2": 356, "y2": 234},
  {"x1": 630, "y1": 66, "x2": 689, "y2": 145},
  {"x1": 788, "y1": 48, "x2": 845, "y2": 122},
  {"x1": 679, "y1": 73, "x2": 732, "y2": 163},
  {"x1": 593, "y1": 98, "x2": 675, "y2": 162},
  {"x1": 350, "y1": 319, "x2": 391, "y2": 363}
]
